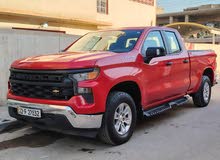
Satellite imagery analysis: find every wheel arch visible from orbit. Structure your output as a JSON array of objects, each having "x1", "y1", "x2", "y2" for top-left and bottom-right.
[
  {"x1": 108, "y1": 81, "x2": 143, "y2": 117},
  {"x1": 203, "y1": 67, "x2": 214, "y2": 86}
]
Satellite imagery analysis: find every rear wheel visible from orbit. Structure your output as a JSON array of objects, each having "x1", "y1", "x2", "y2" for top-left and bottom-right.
[
  {"x1": 192, "y1": 75, "x2": 211, "y2": 107},
  {"x1": 98, "y1": 91, "x2": 137, "y2": 145}
]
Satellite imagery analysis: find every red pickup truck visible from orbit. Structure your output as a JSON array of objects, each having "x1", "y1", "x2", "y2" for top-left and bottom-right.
[{"x1": 7, "y1": 27, "x2": 217, "y2": 145}]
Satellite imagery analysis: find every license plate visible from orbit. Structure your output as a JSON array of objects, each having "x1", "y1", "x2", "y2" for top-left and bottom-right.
[{"x1": 17, "y1": 107, "x2": 41, "y2": 118}]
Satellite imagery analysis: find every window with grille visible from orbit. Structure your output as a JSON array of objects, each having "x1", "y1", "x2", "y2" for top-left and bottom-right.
[{"x1": 97, "y1": 0, "x2": 108, "y2": 14}]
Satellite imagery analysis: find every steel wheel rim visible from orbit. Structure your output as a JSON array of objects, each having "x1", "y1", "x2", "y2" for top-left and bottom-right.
[
  {"x1": 114, "y1": 103, "x2": 132, "y2": 135},
  {"x1": 203, "y1": 82, "x2": 210, "y2": 103}
]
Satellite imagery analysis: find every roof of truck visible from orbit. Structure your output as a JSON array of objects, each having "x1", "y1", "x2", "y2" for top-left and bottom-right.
[{"x1": 98, "y1": 26, "x2": 170, "y2": 32}]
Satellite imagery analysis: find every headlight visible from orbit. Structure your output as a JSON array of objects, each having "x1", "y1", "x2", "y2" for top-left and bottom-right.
[{"x1": 70, "y1": 68, "x2": 100, "y2": 82}]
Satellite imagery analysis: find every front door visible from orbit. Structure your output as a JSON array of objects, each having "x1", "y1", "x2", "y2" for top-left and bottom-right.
[{"x1": 140, "y1": 30, "x2": 174, "y2": 108}]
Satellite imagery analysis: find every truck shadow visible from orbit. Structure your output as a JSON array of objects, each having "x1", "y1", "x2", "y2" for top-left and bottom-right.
[
  {"x1": 0, "y1": 100, "x2": 201, "y2": 152},
  {"x1": 0, "y1": 131, "x2": 64, "y2": 151}
]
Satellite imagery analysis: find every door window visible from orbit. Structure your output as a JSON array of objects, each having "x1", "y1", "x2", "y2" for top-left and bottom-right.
[
  {"x1": 141, "y1": 31, "x2": 165, "y2": 57},
  {"x1": 164, "y1": 31, "x2": 181, "y2": 54}
]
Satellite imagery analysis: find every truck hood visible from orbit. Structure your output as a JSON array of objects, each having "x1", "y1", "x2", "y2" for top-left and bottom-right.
[{"x1": 11, "y1": 51, "x2": 117, "y2": 70}]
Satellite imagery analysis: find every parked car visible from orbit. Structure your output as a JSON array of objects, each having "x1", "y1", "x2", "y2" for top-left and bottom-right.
[{"x1": 7, "y1": 27, "x2": 217, "y2": 145}]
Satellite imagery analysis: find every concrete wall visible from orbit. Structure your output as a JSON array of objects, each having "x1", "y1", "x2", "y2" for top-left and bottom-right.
[{"x1": 0, "y1": 29, "x2": 79, "y2": 105}]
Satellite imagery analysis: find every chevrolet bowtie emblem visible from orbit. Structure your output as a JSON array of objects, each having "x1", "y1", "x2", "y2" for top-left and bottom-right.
[{"x1": 52, "y1": 89, "x2": 60, "y2": 93}]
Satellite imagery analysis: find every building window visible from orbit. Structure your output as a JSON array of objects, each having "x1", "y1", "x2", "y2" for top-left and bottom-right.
[
  {"x1": 97, "y1": 0, "x2": 108, "y2": 14},
  {"x1": 131, "y1": 0, "x2": 154, "y2": 6}
]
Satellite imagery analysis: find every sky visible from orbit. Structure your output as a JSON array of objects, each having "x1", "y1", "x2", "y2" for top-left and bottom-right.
[{"x1": 157, "y1": 0, "x2": 220, "y2": 13}]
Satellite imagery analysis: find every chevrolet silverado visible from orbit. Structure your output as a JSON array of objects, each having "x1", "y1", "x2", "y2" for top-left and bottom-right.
[{"x1": 7, "y1": 27, "x2": 217, "y2": 145}]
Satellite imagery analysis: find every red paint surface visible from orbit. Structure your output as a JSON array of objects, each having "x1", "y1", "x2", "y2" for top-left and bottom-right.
[{"x1": 8, "y1": 27, "x2": 217, "y2": 114}]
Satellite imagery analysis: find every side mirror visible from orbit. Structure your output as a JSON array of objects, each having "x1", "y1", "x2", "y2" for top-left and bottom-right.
[{"x1": 144, "y1": 47, "x2": 166, "y2": 63}]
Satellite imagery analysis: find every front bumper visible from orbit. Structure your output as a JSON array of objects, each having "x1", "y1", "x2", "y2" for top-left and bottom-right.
[{"x1": 7, "y1": 99, "x2": 103, "y2": 130}]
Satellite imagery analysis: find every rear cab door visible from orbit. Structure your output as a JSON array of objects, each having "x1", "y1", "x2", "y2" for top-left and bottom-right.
[{"x1": 161, "y1": 29, "x2": 191, "y2": 98}]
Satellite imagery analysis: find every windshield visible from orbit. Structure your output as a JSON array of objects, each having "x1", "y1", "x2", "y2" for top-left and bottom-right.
[{"x1": 67, "y1": 29, "x2": 143, "y2": 53}]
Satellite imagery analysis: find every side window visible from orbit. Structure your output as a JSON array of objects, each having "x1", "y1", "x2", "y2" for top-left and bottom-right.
[
  {"x1": 141, "y1": 31, "x2": 165, "y2": 57},
  {"x1": 164, "y1": 31, "x2": 181, "y2": 54}
]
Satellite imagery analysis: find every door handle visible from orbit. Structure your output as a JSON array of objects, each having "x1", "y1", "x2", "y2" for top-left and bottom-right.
[
  {"x1": 149, "y1": 61, "x2": 159, "y2": 65},
  {"x1": 183, "y1": 59, "x2": 189, "y2": 63},
  {"x1": 166, "y1": 61, "x2": 173, "y2": 66}
]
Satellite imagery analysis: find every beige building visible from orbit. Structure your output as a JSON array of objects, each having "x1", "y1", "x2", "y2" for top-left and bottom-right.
[
  {"x1": 0, "y1": 0, "x2": 156, "y2": 104},
  {"x1": 0, "y1": 0, "x2": 156, "y2": 35}
]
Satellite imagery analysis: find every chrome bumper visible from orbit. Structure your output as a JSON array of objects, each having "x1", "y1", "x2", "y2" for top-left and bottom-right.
[{"x1": 7, "y1": 99, "x2": 103, "y2": 129}]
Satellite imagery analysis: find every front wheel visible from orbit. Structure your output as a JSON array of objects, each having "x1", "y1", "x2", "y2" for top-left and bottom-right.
[
  {"x1": 192, "y1": 75, "x2": 211, "y2": 107},
  {"x1": 98, "y1": 91, "x2": 137, "y2": 145}
]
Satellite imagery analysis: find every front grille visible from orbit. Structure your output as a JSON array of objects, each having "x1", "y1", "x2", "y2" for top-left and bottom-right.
[
  {"x1": 10, "y1": 72, "x2": 63, "y2": 82},
  {"x1": 9, "y1": 69, "x2": 76, "y2": 100}
]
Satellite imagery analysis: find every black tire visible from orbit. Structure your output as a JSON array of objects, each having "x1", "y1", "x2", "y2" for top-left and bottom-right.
[
  {"x1": 192, "y1": 75, "x2": 211, "y2": 107},
  {"x1": 98, "y1": 91, "x2": 137, "y2": 145}
]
